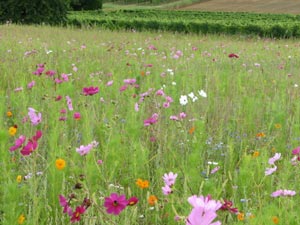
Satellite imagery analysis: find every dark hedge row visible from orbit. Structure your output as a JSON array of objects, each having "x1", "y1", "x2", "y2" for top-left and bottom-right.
[{"x1": 67, "y1": 10, "x2": 300, "y2": 38}]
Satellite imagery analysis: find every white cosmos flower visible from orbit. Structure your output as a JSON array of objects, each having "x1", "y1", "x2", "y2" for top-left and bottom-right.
[
  {"x1": 179, "y1": 95, "x2": 188, "y2": 106},
  {"x1": 198, "y1": 90, "x2": 207, "y2": 98}
]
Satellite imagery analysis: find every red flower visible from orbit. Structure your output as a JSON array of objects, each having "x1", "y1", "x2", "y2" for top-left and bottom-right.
[
  {"x1": 70, "y1": 206, "x2": 85, "y2": 223},
  {"x1": 228, "y1": 53, "x2": 239, "y2": 58}
]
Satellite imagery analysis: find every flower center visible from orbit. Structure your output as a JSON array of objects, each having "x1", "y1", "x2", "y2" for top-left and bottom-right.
[{"x1": 113, "y1": 200, "x2": 118, "y2": 206}]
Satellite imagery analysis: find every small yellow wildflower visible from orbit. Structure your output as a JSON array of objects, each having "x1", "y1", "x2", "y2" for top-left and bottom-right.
[
  {"x1": 7, "y1": 111, "x2": 13, "y2": 117},
  {"x1": 272, "y1": 216, "x2": 279, "y2": 224},
  {"x1": 8, "y1": 126, "x2": 17, "y2": 136},
  {"x1": 55, "y1": 158, "x2": 66, "y2": 170},
  {"x1": 275, "y1": 124, "x2": 281, "y2": 129},
  {"x1": 16, "y1": 175, "x2": 22, "y2": 183},
  {"x1": 252, "y1": 151, "x2": 260, "y2": 158},
  {"x1": 237, "y1": 212, "x2": 245, "y2": 221},
  {"x1": 148, "y1": 195, "x2": 158, "y2": 205},
  {"x1": 18, "y1": 214, "x2": 25, "y2": 224}
]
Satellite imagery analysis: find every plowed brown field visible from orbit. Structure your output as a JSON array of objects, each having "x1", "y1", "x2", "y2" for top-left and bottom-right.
[{"x1": 179, "y1": 0, "x2": 300, "y2": 14}]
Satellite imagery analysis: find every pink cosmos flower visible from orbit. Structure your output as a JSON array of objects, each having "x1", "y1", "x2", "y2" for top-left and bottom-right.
[
  {"x1": 82, "y1": 86, "x2": 99, "y2": 96},
  {"x1": 170, "y1": 115, "x2": 179, "y2": 121},
  {"x1": 14, "y1": 87, "x2": 23, "y2": 92},
  {"x1": 265, "y1": 166, "x2": 277, "y2": 176},
  {"x1": 292, "y1": 146, "x2": 300, "y2": 155},
  {"x1": 9, "y1": 135, "x2": 26, "y2": 151},
  {"x1": 66, "y1": 96, "x2": 73, "y2": 111},
  {"x1": 210, "y1": 166, "x2": 220, "y2": 174},
  {"x1": 163, "y1": 172, "x2": 178, "y2": 187},
  {"x1": 162, "y1": 184, "x2": 173, "y2": 195},
  {"x1": 55, "y1": 95, "x2": 62, "y2": 101},
  {"x1": 33, "y1": 64, "x2": 44, "y2": 75},
  {"x1": 76, "y1": 144, "x2": 93, "y2": 156},
  {"x1": 271, "y1": 189, "x2": 296, "y2": 197},
  {"x1": 188, "y1": 195, "x2": 222, "y2": 212},
  {"x1": 106, "y1": 80, "x2": 114, "y2": 86},
  {"x1": 268, "y1": 153, "x2": 281, "y2": 165},
  {"x1": 186, "y1": 207, "x2": 221, "y2": 225},
  {"x1": 219, "y1": 200, "x2": 238, "y2": 214},
  {"x1": 124, "y1": 79, "x2": 136, "y2": 85},
  {"x1": 163, "y1": 102, "x2": 170, "y2": 108},
  {"x1": 20, "y1": 140, "x2": 37, "y2": 156},
  {"x1": 165, "y1": 96, "x2": 173, "y2": 103},
  {"x1": 104, "y1": 193, "x2": 128, "y2": 215},
  {"x1": 156, "y1": 89, "x2": 165, "y2": 96},
  {"x1": 45, "y1": 70, "x2": 56, "y2": 77},
  {"x1": 144, "y1": 113, "x2": 158, "y2": 126},
  {"x1": 61, "y1": 73, "x2": 69, "y2": 82},
  {"x1": 28, "y1": 107, "x2": 42, "y2": 126},
  {"x1": 27, "y1": 81, "x2": 35, "y2": 89},
  {"x1": 179, "y1": 112, "x2": 187, "y2": 119}
]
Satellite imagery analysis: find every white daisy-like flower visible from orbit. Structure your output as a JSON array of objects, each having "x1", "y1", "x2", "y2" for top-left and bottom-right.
[
  {"x1": 198, "y1": 90, "x2": 207, "y2": 98},
  {"x1": 179, "y1": 95, "x2": 188, "y2": 105}
]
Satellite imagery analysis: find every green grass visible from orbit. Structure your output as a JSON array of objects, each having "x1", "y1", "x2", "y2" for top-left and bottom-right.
[{"x1": 1, "y1": 24, "x2": 300, "y2": 224}]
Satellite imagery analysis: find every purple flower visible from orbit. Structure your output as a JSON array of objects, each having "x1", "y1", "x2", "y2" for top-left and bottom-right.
[
  {"x1": 83, "y1": 86, "x2": 99, "y2": 96},
  {"x1": 163, "y1": 172, "x2": 178, "y2": 187},
  {"x1": 28, "y1": 107, "x2": 42, "y2": 126},
  {"x1": 104, "y1": 193, "x2": 128, "y2": 215}
]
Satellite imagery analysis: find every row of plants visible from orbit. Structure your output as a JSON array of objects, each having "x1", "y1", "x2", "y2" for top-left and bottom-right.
[{"x1": 67, "y1": 10, "x2": 300, "y2": 38}]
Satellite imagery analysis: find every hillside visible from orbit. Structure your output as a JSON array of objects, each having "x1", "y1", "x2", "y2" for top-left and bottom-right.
[{"x1": 179, "y1": 0, "x2": 300, "y2": 14}]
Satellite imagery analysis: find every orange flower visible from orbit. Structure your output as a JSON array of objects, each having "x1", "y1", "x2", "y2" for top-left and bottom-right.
[
  {"x1": 237, "y1": 212, "x2": 245, "y2": 221},
  {"x1": 140, "y1": 71, "x2": 145, "y2": 76},
  {"x1": 136, "y1": 178, "x2": 149, "y2": 189},
  {"x1": 7, "y1": 111, "x2": 13, "y2": 117},
  {"x1": 18, "y1": 214, "x2": 25, "y2": 224},
  {"x1": 252, "y1": 151, "x2": 260, "y2": 157},
  {"x1": 148, "y1": 195, "x2": 158, "y2": 205},
  {"x1": 256, "y1": 132, "x2": 265, "y2": 138},
  {"x1": 55, "y1": 158, "x2": 66, "y2": 170},
  {"x1": 188, "y1": 126, "x2": 195, "y2": 135},
  {"x1": 272, "y1": 216, "x2": 279, "y2": 224}
]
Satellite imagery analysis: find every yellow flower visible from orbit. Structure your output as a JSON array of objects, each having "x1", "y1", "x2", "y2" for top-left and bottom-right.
[
  {"x1": 136, "y1": 178, "x2": 149, "y2": 189},
  {"x1": 8, "y1": 126, "x2": 17, "y2": 136},
  {"x1": 18, "y1": 214, "x2": 25, "y2": 224},
  {"x1": 7, "y1": 111, "x2": 13, "y2": 117},
  {"x1": 237, "y1": 212, "x2": 245, "y2": 221},
  {"x1": 272, "y1": 216, "x2": 279, "y2": 224},
  {"x1": 275, "y1": 124, "x2": 281, "y2": 129},
  {"x1": 252, "y1": 151, "x2": 260, "y2": 158},
  {"x1": 55, "y1": 158, "x2": 66, "y2": 170},
  {"x1": 16, "y1": 175, "x2": 22, "y2": 183},
  {"x1": 148, "y1": 195, "x2": 158, "y2": 205}
]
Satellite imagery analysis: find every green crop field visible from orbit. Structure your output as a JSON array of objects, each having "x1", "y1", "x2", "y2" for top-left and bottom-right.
[{"x1": 1, "y1": 24, "x2": 300, "y2": 225}]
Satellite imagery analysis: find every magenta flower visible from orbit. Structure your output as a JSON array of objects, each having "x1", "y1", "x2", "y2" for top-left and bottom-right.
[
  {"x1": 163, "y1": 172, "x2": 178, "y2": 187},
  {"x1": 33, "y1": 64, "x2": 44, "y2": 75},
  {"x1": 82, "y1": 86, "x2": 99, "y2": 96},
  {"x1": 70, "y1": 206, "x2": 86, "y2": 223},
  {"x1": 73, "y1": 112, "x2": 81, "y2": 120},
  {"x1": 144, "y1": 113, "x2": 158, "y2": 126},
  {"x1": 179, "y1": 112, "x2": 187, "y2": 119},
  {"x1": 61, "y1": 73, "x2": 69, "y2": 82},
  {"x1": 45, "y1": 70, "x2": 56, "y2": 77},
  {"x1": 28, "y1": 107, "x2": 42, "y2": 126},
  {"x1": 9, "y1": 135, "x2": 26, "y2": 151},
  {"x1": 59, "y1": 195, "x2": 73, "y2": 216},
  {"x1": 127, "y1": 197, "x2": 139, "y2": 206},
  {"x1": 55, "y1": 95, "x2": 62, "y2": 101},
  {"x1": 119, "y1": 85, "x2": 128, "y2": 92},
  {"x1": 292, "y1": 146, "x2": 300, "y2": 155},
  {"x1": 20, "y1": 140, "x2": 37, "y2": 156},
  {"x1": 104, "y1": 193, "x2": 128, "y2": 215},
  {"x1": 219, "y1": 200, "x2": 238, "y2": 214},
  {"x1": 156, "y1": 89, "x2": 165, "y2": 96}
]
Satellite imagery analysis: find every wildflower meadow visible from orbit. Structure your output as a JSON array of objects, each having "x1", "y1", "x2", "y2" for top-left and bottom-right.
[{"x1": 1, "y1": 24, "x2": 300, "y2": 225}]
